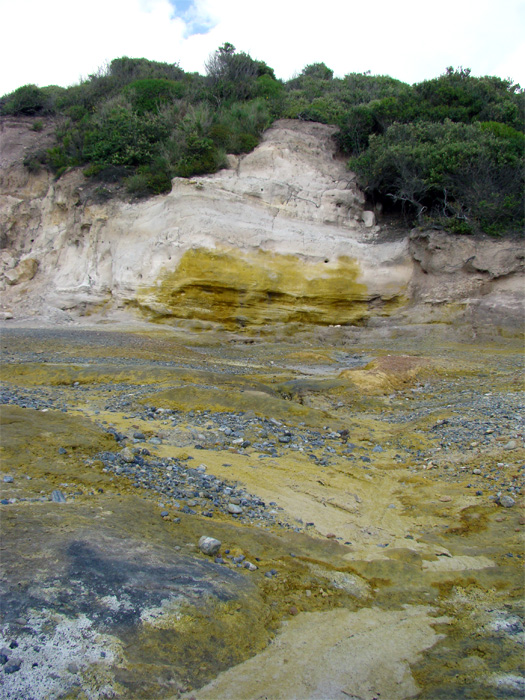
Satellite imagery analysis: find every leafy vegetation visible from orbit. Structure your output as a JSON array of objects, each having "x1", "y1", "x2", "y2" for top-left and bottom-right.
[{"x1": 1, "y1": 50, "x2": 523, "y2": 234}]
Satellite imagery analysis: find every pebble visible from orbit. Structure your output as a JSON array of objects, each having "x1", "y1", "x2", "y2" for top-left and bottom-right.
[
  {"x1": 198, "y1": 536, "x2": 221, "y2": 556},
  {"x1": 3, "y1": 476, "x2": 14, "y2": 483}
]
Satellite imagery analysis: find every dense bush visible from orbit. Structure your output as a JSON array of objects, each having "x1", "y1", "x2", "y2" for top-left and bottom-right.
[
  {"x1": 83, "y1": 107, "x2": 170, "y2": 166},
  {"x1": 1, "y1": 84, "x2": 49, "y2": 115},
  {"x1": 349, "y1": 120, "x2": 524, "y2": 235}
]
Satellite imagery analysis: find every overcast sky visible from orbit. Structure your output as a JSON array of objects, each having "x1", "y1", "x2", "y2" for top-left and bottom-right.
[{"x1": 1, "y1": 0, "x2": 524, "y2": 96}]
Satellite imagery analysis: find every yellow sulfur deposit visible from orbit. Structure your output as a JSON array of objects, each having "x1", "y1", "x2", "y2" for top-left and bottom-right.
[{"x1": 137, "y1": 248, "x2": 404, "y2": 327}]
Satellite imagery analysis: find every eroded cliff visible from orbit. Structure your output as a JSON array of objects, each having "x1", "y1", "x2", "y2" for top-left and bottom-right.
[{"x1": 0, "y1": 117, "x2": 522, "y2": 334}]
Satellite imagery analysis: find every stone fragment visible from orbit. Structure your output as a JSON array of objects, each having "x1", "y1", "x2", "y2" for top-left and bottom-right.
[
  {"x1": 498, "y1": 495, "x2": 516, "y2": 508},
  {"x1": 244, "y1": 562, "x2": 258, "y2": 571},
  {"x1": 51, "y1": 490, "x2": 66, "y2": 503},
  {"x1": 3, "y1": 475, "x2": 14, "y2": 483},
  {"x1": 199, "y1": 536, "x2": 221, "y2": 556},
  {"x1": 361, "y1": 211, "x2": 375, "y2": 227}
]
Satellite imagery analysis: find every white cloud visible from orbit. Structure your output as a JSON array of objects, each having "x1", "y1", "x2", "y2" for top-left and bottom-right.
[{"x1": 1, "y1": 0, "x2": 523, "y2": 96}]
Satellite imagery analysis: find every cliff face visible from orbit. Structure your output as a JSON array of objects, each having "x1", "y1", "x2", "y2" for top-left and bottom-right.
[{"x1": 0, "y1": 117, "x2": 522, "y2": 333}]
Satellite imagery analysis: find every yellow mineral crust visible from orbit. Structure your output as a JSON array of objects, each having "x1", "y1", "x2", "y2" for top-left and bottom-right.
[{"x1": 137, "y1": 248, "x2": 405, "y2": 327}]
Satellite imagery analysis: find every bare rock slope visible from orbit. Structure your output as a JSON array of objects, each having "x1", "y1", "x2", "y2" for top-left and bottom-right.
[{"x1": 0, "y1": 117, "x2": 522, "y2": 332}]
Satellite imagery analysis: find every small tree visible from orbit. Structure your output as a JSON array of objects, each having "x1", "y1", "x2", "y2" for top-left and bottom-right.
[{"x1": 205, "y1": 43, "x2": 274, "y2": 104}]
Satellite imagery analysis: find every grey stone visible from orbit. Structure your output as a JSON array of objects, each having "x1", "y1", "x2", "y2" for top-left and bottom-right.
[
  {"x1": 51, "y1": 490, "x2": 66, "y2": 503},
  {"x1": 499, "y1": 495, "x2": 516, "y2": 508},
  {"x1": 199, "y1": 536, "x2": 221, "y2": 556},
  {"x1": 3, "y1": 476, "x2": 14, "y2": 483},
  {"x1": 227, "y1": 503, "x2": 243, "y2": 514}
]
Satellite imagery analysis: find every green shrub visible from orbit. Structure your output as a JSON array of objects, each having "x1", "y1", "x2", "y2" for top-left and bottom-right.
[
  {"x1": 174, "y1": 135, "x2": 224, "y2": 177},
  {"x1": 229, "y1": 132, "x2": 259, "y2": 154},
  {"x1": 124, "y1": 79, "x2": 185, "y2": 114},
  {"x1": 83, "y1": 108, "x2": 169, "y2": 166},
  {"x1": 126, "y1": 167, "x2": 172, "y2": 197},
  {"x1": 109, "y1": 57, "x2": 184, "y2": 85},
  {"x1": 1, "y1": 84, "x2": 47, "y2": 115},
  {"x1": 255, "y1": 74, "x2": 283, "y2": 100}
]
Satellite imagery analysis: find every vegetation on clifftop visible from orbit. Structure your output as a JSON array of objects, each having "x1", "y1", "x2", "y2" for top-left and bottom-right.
[{"x1": 1, "y1": 48, "x2": 523, "y2": 235}]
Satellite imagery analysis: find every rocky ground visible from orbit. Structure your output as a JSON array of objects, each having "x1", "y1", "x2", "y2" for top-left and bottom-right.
[{"x1": 0, "y1": 323, "x2": 524, "y2": 699}]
